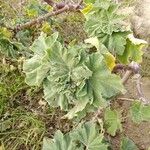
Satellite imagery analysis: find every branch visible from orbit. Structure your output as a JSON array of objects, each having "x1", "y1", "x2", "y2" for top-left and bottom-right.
[
  {"x1": 10, "y1": 0, "x2": 84, "y2": 32},
  {"x1": 121, "y1": 70, "x2": 133, "y2": 84},
  {"x1": 121, "y1": 62, "x2": 140, "y2": 84},
  {"x1": 135, "y1": 74, "x2": 149, "y2": 104},
  {"x1": 11, "y1": 5, "x2": 79, "y2": 32}
]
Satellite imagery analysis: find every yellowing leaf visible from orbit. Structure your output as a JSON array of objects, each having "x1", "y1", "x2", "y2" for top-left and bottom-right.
[
  {"x1": 104, "y1": 52, "x2": 116, "y2": 71},
  {"x1": 81, "y1": 3, "x2": 93, "y2": 15},
  {"x1": 41, "y1": 22, "x2": 51, "y2": 34},
  {"x1": 85, "y1": 37, "x2": 99, "y2": 50}
]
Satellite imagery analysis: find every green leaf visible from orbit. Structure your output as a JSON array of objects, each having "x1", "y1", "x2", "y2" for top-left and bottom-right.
[
  {"x1": 85, "y1": 52, "x2": 125, "y2": 100},
  {"x1": 130, "y1": 101, "x2": 150, "y2": 123},
  {"x1": 23, "y1": 32, "x2": 59, "y2": 86},
  {"x1": 71, "y1": 122, "x2": 108, "y2": 150},
  {"x1": 44, "y1": 48, "x2": 125, "y2": 118},
  {"x1": 106, "y1": 32, "x2": 129, "y2": 55},
  {"x1": 43, "y1": 45, "x2": 88, "y2": 112},
  {"x1": 121, "y1": 137, "x2": 138, "y2": 150},
  {"x1": 42, "y1": 131, "x2": 76, "y2": 150},
  {"x1": 24, "y1": 33, "x2": 125, "y2": 118},
  {"x1": 23, "y1": 55, "x2": 50, "y2": 86},
  {"x1": 104, "y1": 109, "x2": 122, "y2": 136},
  {"x1": 0, "y1": 36, "x2": 24, "y2": 58},
  {"x1": 118, "y1": 34, "x2": 147, "y2": 64}
]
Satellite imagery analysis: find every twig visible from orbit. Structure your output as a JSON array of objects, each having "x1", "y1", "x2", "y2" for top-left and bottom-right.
[
  {"x1": 135, "y1": 74, "x2": 149, "y2": 104},
  {"x1": 117, "y1": 97, "x2": 134, "y2": 102},
  {"x1": 122, "y1": 70, "x2": 133, "y2": 84},
  {"x1": 121, "y1": 61, "x2": 140, "y2": 84}
]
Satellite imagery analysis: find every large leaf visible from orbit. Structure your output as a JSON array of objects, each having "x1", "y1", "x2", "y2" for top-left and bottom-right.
[
  {"x1": 71, "y1": 122, "x2": 108, "y2": 150},
  {"x1": 121, "y1": 137, "x2": 138, "y2": 150},
  {"x1": 85, "y1": 52, "x2": 125, "y2": 99},
  {"x1": 23, "y1": 32, "x2": 58, "y2": 86},
  {"x1": 130, "y1": 101, "x2": 150, "y2": 123},
  {"x1": 42, "y1": 131, "x2": 76, "y2": 150},
  {"x1": 104, "y1": 109, "x2": 122, "y2": 136},
  {"x1": 118, "y1": 34, "x2": 147, "y2": 64}
]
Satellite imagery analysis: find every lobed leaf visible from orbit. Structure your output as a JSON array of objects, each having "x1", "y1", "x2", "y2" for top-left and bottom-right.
[{"x1": 71, "y1": 122, "x2": 108, "y2": 150}]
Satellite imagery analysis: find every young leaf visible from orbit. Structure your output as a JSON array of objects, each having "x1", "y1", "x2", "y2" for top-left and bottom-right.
[
  {"x1": 121, "y1": 137, "x2": 138, "y2": 150},
  {"x1": 104, "y1": 109, "x2": 122, "y2": 136},
  {"x1": 71, "y1": 122, "x2": 108, "y2": 150},
  {"x1": 130, "y1": 101, "x2": 150, "y2": 123}
]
